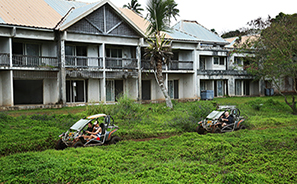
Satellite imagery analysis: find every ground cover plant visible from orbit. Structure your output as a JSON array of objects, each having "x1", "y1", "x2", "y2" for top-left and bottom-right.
[
  {"x1": 1, "y1": 127, "x2": 296, "y2": 183},
  {"x1": 1, "y1": 95, "x2": 297, "y2": 183}
]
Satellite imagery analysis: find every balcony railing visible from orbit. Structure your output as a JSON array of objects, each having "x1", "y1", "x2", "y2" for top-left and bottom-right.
[
  {"x1": 169, "y1": 60, "x2": 193, "y2": 70},
  {"x1": 65, "y1": 56, "x2": 103, "y2": 68},
  {"x1": 12, "y1": 54, "x2": 58, "y2": 67},
  {"x1": 0, "y1": 53, "x2": 10, "y2": 66},
  {"x1": 197, "y1": 69, "x2": 249, "y2": 76},
  {"x1": 106, "y1": 57, "x2": 137, "y2": 69},
  {"x1": 141, "y1": 60, "x2": 193, "y2": 70}
]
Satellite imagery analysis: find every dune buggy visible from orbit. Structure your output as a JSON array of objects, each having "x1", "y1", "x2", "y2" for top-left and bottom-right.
[
  {"x1": 196, "y1": 106, "x2": 246, "y2": 134},
  {"x1": 56, "y1": 114, "x2": 120, "y2": 150}
]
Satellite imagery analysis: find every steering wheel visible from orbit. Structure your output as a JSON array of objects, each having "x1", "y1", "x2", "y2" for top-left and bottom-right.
[{"x1": 231, "y1": 108, "x2": 240, "y2": 117}]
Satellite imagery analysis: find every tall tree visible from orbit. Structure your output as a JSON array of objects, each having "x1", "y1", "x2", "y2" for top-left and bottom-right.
[
  {"x1": 239, "y1": 13, "x2": 297, "y2": 114},
  {"x1": 123, "y1": 0, "x2": 144, "y2": 15},
  {"x1": 144, "y1": 0, "x2": 175, "y2": 108},
  {"x1": 164, "y1": 0, "x2": 179, "y2": 26}
]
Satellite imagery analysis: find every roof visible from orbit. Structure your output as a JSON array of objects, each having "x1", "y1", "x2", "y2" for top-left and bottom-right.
[
  {"x1": 0, "y1": 0, "x2": 229, "y2": 45},
  {"x1": 172, "y1": 20, "x2": 229, "y2": 44},
  {"x1": 225, "y1": 35, "x2": 258, "y2": 48},
  {"x1": 0, "y1": 0, "x2": 86, "y2": 29},
  {"x1": 119, "y1": 8, "x2": 149, "y2": 34}
]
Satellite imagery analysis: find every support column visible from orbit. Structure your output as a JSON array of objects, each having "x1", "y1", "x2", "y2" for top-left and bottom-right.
[
  {"x1": 194, "y1": 48, "x2": 199, "y2": 99},
  {"x1": 136, "y1": 42, "x2": 142, "y2": 101},
  {"x1": 102, "y1": 43, "x2": 106, "y2": 103},
  {"x1": 58, "y1": 31, "x2": 67, "y2": 105}
]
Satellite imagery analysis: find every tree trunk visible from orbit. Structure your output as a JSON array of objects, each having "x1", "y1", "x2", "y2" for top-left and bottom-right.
[
  {"x1": 284, "y1": 95, "x2": 297, "y2": 115},
  {"x1": 154, "y1": 59, "x2": 173, "y2": 109}
]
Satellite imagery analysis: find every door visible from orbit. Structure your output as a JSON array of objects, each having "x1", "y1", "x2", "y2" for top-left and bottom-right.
[
  {"x1": 66, "y1": 80, "x2": 86, "y2": 102},
  {"x1": 115, "y1": 80, "x2": 123, "y2": 101},
  {"x1": 142, "y1": 80, "x2": 151, "y2": 100}
]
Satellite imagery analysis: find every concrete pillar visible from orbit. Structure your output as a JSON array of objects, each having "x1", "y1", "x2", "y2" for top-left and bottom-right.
[
  {"x1": 59, "y1": 36, "x2": 67, "y2": 105},
  {"x1": 136, "y1": 44, "x2": 141, "y2": 101},
  {"x1": 1, "y1": 71, "x2": 13, "y2": 106},
  {"x1": 193, "y1": 48, "x2": 198, "y2": 98},
  {"x1": 101, "y1": 43, "x2": 106, "y2": 103}
]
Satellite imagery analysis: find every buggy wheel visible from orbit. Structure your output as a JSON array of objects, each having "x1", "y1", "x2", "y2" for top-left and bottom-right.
[
  {"x1": 213, "y1": 127, "x2": 221, "y2": 133},
  {"x1": 110, "y1": 136, "x2": 120, "y2": 144},
  {"x1": 239, "y1": 125, "x2": 246, "y2": 130},
  {"x1": 55, "y1": 139, "x2": 67, "y2": 150},
  {"x1": 196, "y1": 125, "x2": 205, "y2": 135},
  {"x1": 74, "y1": 142, "x2": 84, "y2": 148}
]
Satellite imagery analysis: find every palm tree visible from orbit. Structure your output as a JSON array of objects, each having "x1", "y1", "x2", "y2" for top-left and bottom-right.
[
  {"x1": 144, "y1": 0, "x2": 175, "y2": 108},
  {"x1": 123, "y1": 0, "x2": 144, "y2": 15},
  {"x1": 165, "y1": 0, "x2": 179, "y2": 26}
]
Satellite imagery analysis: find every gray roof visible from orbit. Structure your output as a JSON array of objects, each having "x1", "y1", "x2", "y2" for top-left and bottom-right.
[
  {"x1": 60, "y1": 2, "x2": 100, "y2": 27},
  {"x1": 172, "y1": 20, "x2": 229, "y2": 44},
  {"x1": 44, "y1": 0, "x2": 87, "y2": 16}
]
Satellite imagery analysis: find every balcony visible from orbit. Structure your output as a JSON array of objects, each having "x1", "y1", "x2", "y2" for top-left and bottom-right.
[
  {"x1": 169, "y1": 60, "x2": 193, "y2": 70},
  {"x1": 105, "y1": 58, "x2": 137, "y2": 69},
  {"x1": 65, "y1": 56, "x2": 103, "y2": 68},
  {"x1": 141, "y1": 60, "x2": 193, "y2": 70},
  {"x1": 197, "y1": 69, "x2": 249, "y2": 76},
  {"x1": 0, "y1": 53, "x2": 10, "y2": 66},
  {"x1": 12, "y1": 54, "x2": 58, "y2": 67}
]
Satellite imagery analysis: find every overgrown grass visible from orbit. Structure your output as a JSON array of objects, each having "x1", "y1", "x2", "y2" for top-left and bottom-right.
[
  {"x1": 1, "y1": 127, "x2": 296, "y2": 183},
  {"x1": 1, "y1": 96, "x2": 297, "y2": 183}
]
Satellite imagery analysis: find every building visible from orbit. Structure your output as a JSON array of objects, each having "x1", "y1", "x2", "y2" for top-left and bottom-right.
[{"x1": 0, "y1": 0, "x2": 261, "y2": 110}]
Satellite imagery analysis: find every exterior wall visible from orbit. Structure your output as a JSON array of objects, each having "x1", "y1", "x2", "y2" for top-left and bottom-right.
[
  {"x1": 88, "y1": 79, "x2": 100, "y2": 102},
  {"x1": 44, "y1": 78, "x2": 58, "y2": 104},
  {"x1": 125, "y1": 78, "x2": 137, "y2": 99},
  {"x1": 0, "y1": 71, "x2": 13, "y2": 106}
]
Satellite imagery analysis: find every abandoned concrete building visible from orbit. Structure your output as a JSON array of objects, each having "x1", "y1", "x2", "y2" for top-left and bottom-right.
[{"x1": 0, "y1": 0, "x2": 264, "y2": 109}]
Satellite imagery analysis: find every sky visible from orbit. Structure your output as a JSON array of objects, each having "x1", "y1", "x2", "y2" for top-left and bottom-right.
[{"x1": 78, "y1": 0, "x2": 297, "y2": 35}]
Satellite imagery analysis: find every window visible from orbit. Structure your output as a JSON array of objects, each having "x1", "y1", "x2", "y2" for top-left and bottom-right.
[
  {"x1": 12, "y1": 42, "x2": 40, "y2": 66},
  {"x1": 106, "y1": 48, "x2": 122, "y2": 58},
  {"x1": 234, "y1": 57, "x2": 243, "y2": 65},
  {"x1": 65, "y1": 45, "x2": 87, "y2": 66},
  {"x1": 219, "y1": 57, "x2": 224, "y2": 65},
  {"x1": 214, "y1": 57, "x2": 219, "y2": 65}
]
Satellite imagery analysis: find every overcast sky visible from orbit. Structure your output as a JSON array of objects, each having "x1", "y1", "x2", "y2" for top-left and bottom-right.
[{"x1": 78, "y1": 0, "x2": 297, "y2": 35}]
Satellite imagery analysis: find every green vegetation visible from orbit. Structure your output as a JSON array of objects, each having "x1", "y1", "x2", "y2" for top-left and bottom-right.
[{"x1": 1, "y1": 96, "x2": 297, "y2": 183}]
